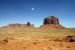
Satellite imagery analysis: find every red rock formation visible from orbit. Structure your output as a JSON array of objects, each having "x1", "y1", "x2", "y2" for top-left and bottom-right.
[
  {"x1": 43, "y1": 16, "x2": 59, "y2": 25},
  {"x1": 27, "y1": 22, "x2": 30, "y2": 26},
  {"x1": 40, "y1": 16, "x2": 64, "y2": 29},
  {"x1": 8, "y1": 23, "x2": 22, "y2": 27},
  {"x1": 8, "y1": 22, "x2": 34, "y2": 28}
]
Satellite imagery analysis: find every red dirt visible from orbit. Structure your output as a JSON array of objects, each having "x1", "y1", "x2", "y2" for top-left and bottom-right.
[{"x1": 0, "y1": 35, "x2": 75, "y2": 50}]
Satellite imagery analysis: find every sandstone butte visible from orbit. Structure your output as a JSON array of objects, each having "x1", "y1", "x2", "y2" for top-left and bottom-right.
[
  {"x1": 40, "y1": 16, "x2": 65, "y2": 29},
  {"x1": 6, "y1": 16, "x2": 65, "y2": 29}
]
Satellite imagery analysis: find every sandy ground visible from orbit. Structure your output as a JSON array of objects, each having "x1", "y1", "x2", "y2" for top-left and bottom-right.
[{"x1": 0, "y1": 35, "x2": 75, "y2": 50}]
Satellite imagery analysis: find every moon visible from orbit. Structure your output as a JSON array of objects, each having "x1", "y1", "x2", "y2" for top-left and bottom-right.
[{"x1": 31, "y1": 8, "x2": 35, "y2": 11}]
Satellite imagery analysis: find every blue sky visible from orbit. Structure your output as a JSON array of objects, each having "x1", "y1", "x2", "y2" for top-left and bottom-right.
[{"x1": 0, "y1": 0, "x2": 75, "y2": 28}]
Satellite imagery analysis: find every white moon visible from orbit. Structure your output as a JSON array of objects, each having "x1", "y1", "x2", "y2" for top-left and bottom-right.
[{"x1": 31, "y1": 8, "x2": 35, "y2": 11}]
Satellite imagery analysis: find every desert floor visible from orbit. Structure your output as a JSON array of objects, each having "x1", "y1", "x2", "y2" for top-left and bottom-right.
[{"x1": 0, "y1": 27, "x2": 75, "y2": 50}]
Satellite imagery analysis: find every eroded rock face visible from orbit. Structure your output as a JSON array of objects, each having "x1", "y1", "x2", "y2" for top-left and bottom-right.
[
  {"x1": 43, "y1": 16, "x2": 59, "y2": 25},
  {"x1": 40, "y1": 16, "x2": 64, "y2": 29},
  {"x1": 8, "y1": 22, "x2": 34, "y2": 28},
  {"x1": 27, "y1": 22, "x2": 30, "y2": 26},
  {"x1": 65, "y1": 35, "x2": 75, "y2": 42}
]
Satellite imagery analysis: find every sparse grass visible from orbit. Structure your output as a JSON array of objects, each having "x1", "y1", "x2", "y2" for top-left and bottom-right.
[
  {"x1": 0, "y1": 27, "x2": 75, "y2": 40},
  {"x1": 42, "y1": 48, "x2": 46, "y2": 50}
]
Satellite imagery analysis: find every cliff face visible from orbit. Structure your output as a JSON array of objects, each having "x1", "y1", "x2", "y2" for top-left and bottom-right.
[
  {"x1": 43, "y1": 16, "x2": 59, "y2": 25},
  {"x1": 40, "y1": 16, "x2": 65, "y2": 29}
]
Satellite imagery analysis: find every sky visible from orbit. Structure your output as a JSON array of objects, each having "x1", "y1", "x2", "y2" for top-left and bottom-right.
[{"x1": 0, "y1": 0, "x2": 75, "y2": 28}]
